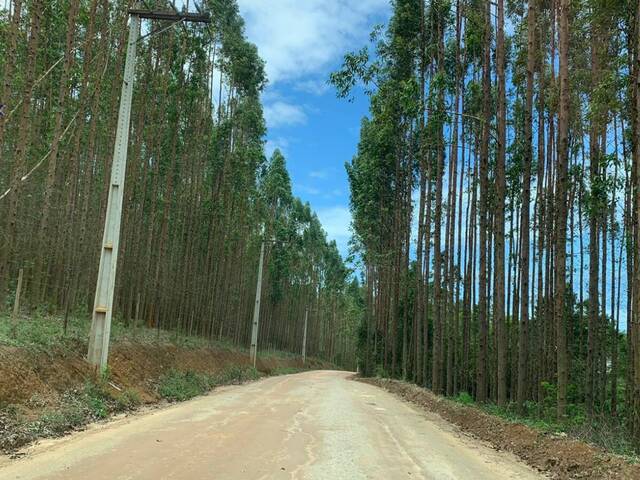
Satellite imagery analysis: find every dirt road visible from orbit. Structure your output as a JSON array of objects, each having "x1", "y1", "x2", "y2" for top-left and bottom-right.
[{"x1": 0, "y1": 370, "x2": 542, "y2": 479}]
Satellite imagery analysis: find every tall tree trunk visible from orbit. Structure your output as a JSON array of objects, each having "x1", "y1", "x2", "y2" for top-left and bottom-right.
[
  {"x1": 586, "y1": 17, "x2": 601, "y2": 417},
  {"x1": 1, "y1": 0, "x2": 43, "y2": 303},
  {"x1": 476, "y1": 0, "x2": 491, "y2": 403},
  {"x1": 517, "y1": 0, "x2": 536, "y2": 411},
  {"x1": 555, "y1": 0, "x2": 570, "y2": 419},
  {"x1": 495, "y1": 0, "x2": 507, "y2": 407},
  {"x1": 632, "y1": 0, "x2": 640, "y2": 442}
]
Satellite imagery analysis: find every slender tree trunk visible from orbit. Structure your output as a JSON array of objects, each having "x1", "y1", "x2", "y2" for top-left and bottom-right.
[
  {"x1": 517, "y1": 0, "x2": 536, "y2": 411},
  {"x1": 2, "y1": 0, "x2": 43, "y2": 303},
  {"x1": 555, "y1": 0, "x2": 570, "y2": 419},
  {"x1": 495, "y1": 0, "x2": 507, "y2": 407},
  {"x1": 476, "y1": 0, "x2": 491, "y2": 403}
]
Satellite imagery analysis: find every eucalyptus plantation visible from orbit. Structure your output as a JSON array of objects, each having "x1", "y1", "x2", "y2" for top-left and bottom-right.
[
  {"x1": 5, "y1": 0, "x2": 640, "y2": 456},
  {"x1": 334, "y1": 0, "x2": 640, "y2": 449},
  {"x1": 0, "y1": 0, "x2": 359, "y2": 368}
]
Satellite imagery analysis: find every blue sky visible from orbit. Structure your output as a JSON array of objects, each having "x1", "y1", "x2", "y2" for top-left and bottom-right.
[{"x1": 236, "y1": 0, "x2": 392, "y2": 257}]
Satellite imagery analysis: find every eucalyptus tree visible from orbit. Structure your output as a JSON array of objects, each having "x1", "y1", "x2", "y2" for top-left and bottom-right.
[
  {"x1": 334, "y1": 0, "x2": 640, "y2": 448},
  {"x1": 0, "y1": 0, "x2": 357, "y2": 368}
]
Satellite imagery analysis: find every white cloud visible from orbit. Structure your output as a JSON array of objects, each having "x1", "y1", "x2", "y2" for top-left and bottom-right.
[
  {"x1": 296, "y1": 184, "x2": 321, "y2": 196},
  {"x1": 265, "y1": 136, "x2": 290, "y2": 157},
  {"x1": 237, "y1": 0, "x2": 389, "y2": 85},
  {"x1": 324, "y1": 188, "x2": 343, "y2": 199},
  {"x1": 294, "y1": 79, "x2": 330, "y2": 96},
  {"x1": 232, "y1": 2, "x2": 384, "y2": 258},
  {"x1": 263, "y1": 101, "x2": 307, "y2": 129},
  {"x1": 309, "y1": 169, "x2": 329, "y2": 179},
  {"x1": 315, "y1": 205, "x2": 352, "y2": 255}
]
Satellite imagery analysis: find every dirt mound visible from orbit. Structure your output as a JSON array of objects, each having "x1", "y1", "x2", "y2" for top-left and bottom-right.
[
  {"x1": 0, "y1": 342, "x2": 91, "y2": 408},
  {"x1": 361, "y1": 378, "x2": 640, "y2": 480}
]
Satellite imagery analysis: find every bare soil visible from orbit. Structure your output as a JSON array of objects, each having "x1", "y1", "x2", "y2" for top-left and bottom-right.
[
  {"x1": 360, "y1": 377, "x2": 640, "y2": 480},
  {"x1": 0, "y1": 340, "x2": 327, "y2": 452}
]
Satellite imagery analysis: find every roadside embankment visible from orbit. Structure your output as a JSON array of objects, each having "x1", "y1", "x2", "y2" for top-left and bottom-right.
[
  {"x1": 0, "y1": 314, "x2": 329, "y2": 454},
  {"x1": 360, "y1": 377, "x2": 640, "y2": 480}
]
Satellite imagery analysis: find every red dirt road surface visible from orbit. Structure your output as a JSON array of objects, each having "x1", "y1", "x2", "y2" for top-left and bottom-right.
[{"x1": 0, "y1": 370, "x2": 542, "y2": 479}]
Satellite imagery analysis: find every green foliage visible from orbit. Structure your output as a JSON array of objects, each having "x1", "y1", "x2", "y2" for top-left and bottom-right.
[
  {"x1": 116, "y1": 389, "x2": 142, "y2": 411},
  {"x1": 26, "y1": 380, "x2": 126, "y2": 438},
  {"x1": 539, "y1": 381, "x2": 558, "y2": 417},
  {"x1": 451, "y1": 386, "x2": 639, "y2": 458},
  {"x1": 0, "y1": 0, "x2": 357, "y2": 373},
  {"x1": 83, "y1": 382, "x2": 109, "y2": 419},
  {"x1": 0, "y1": 312, "x2": 242, "y2": 353},
  {"x1": 213, "y1": 365, "x2": 261, "y2": 385},
  {"x1": 330, "y1": 47, "x2": 379, "y2": 100},
  {"x1": 333, "y1": 0, "x2": 640, "y2": 457},
  {"x1": 454, "y1": 391, "x2": 474, "y2": 405},
  {"x1": 0, "y1": 312, "x2": 87, "y2": 350},
  {"x1": 375, "y1": 364, "x2": 389, "y2": 378},
  {"x1": 271, "y1": 366, "x2": 304, "y2": 376},
  {"x1": 157, "y1": 366, "x2": 261, "y2": 402},
  {"x1": 36, "y1": 407, "x2": 87, "y2": 436},
  {"x1": 157, "y1": 370, "x2": 215, "y2": 402}
]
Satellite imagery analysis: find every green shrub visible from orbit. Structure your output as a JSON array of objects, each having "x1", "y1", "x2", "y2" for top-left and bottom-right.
[
  {"x1": 454, "y1": 391, "x2": 474, "y2": 405},
  {"x1": 157, "y1": 366, "x2": 261, "y2": 402},
  {"x1": 116, "y1": 389, "x2": 141, "y2": 410},
  {"x1": 83, "y1": 382, "x2": 110, "y2": 419},
  {"x1": 375, "y1": 364, "x2": 388, "y2": 378},
  {"x1": 87, "y1": 396, "x2": 108, "y2": 419},
  {"x1": 213, "y1": 366, "x2": 260, "y2": 385},
  {"x1": 36, "y1": 411, "x2": 76, "y2": 436},
  {"x1": 157, "y1": 370, "x2": 211, "y2": 402},
  {"x1": 271, "y1": 367, "x2": 303, "y2": 376},
  {"x1": 34, "y1": 393, "x2": 90, "y2": 436}
]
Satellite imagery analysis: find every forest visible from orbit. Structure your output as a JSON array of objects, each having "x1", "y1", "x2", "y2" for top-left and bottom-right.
[
  {"x1": 0, "y1": 0, "x2": 360, "y2": 367},
  {"x1": 4, "y1": 0, "x2": 640, "y2": 465},
  {"x1": 332, "y1": 0, "x2": 640, "y2": 450}
]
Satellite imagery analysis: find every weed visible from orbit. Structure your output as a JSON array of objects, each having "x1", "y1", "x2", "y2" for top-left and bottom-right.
[
  {"x1": 157, "y1": 370, "x2": 211, "y2": 402},
  {"x1": 157, "y1": 366, "x2": 261, "y2": 402},
  {"x1": 453, "y1": 391, "x2": 474, "y2": 405},
  {"x1": 213, "y1": 365, "x2": 260, "y2": 385},
  {"x1": 0, "y1": 313, "x2": 308, "y2": 365},
  {"x1": 271, "y1": 367, "x2": 304, "y2": 376},
  {"x1": 116, "y1": 389, "x2": 141, "y2": 410},
  {"x1": 452, "y1": 391, "x2": 639, "y2": 458},
  {"x1": 375, "y1": 364, "x2": 389, "y2": 378}
]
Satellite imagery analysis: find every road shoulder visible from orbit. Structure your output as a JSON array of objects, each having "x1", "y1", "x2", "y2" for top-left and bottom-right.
[{"x1": 359, "y1": 377, "x2": 640, "y2": 480}]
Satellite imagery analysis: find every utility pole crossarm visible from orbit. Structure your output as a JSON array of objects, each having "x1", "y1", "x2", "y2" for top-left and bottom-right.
[{"x1": 128, "y1": 9, "x2": 210, "y2": 23}]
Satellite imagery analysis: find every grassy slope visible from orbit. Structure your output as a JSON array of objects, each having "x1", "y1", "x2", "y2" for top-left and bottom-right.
[{"x1": 0, "y1": 310, "x2": 234, "y2": 351}]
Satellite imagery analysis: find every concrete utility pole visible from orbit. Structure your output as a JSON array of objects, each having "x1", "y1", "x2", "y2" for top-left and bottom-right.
[
  {"x1": 302, "y1": 307, "x2": 308, "y2": 365},
  {"x1": 87, "y1": 3, "x2": 209, "y2": 371},
  {"x1": 87, "y1": 12, "x2": 140, "y2": 371},
  {"x1": 250, "y1": 240, "x2": 266, "y2": 367},
  {"x1": 10, "y1": 268, "x2": 23, "y2": 338}
]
